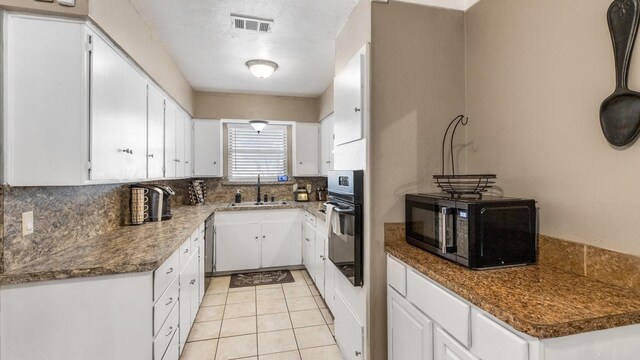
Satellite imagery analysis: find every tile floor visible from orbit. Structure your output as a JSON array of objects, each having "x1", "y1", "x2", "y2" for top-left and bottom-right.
[{"x1": 180, "y1": 270, "x2": 343, "y2": 360}]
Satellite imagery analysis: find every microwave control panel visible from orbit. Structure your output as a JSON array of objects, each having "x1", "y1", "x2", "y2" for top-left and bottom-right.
[{"x1": 456, "y1": 210, "x2": 469, "y2": 259}]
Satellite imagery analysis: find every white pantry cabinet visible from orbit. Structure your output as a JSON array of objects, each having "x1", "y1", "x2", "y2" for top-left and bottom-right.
[
  {"x1": 89, "y1": 30, "x2": 148, "y2": 181},
  {"x1": 320, "y1": 114, "x2": 335, "y2": 176},
  {"x1": 214, "y1": 210, "x2": 303, "y2": 272},
  {"x1": 334, "y1": 48, "x2": 364, "y2": 146},
  {"x1": 387, "y1": 255, "x2": 640, "y2": 360},
  {"x1": 193, "y1": 119, "x2": 222, "y2": 177},
  {"x1": 294, "y1": 123, "x2": 320, "y2": 176}
]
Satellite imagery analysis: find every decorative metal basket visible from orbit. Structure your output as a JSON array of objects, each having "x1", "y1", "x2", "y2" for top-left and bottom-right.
[{"x1": 434, "y1": 115, "x2": 496, "y2": 198}]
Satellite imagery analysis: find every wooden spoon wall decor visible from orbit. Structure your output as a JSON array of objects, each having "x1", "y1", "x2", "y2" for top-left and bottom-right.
[{"x1": 600, "y1": 0, "x2": 640, "y2": 147}]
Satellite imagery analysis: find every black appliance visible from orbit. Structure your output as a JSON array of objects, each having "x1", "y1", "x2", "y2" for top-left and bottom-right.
[
  {"x1": 327, "y1": 170, "x2": 364, "y2": 287},
  {"x1": 154, "y1": 185, "x2": 175, "y2": 220},
  {"x1": 405, "y1": 193, "x2": 537, "y2": 269}
]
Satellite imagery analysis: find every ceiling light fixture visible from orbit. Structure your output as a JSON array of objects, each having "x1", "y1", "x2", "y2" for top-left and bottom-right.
[
  {"x1": 249, "y1": 120, "x2": 269, "y2": 133},
  {"x1": 246, "y1": 59, "x2": 278, "y2": 79}
]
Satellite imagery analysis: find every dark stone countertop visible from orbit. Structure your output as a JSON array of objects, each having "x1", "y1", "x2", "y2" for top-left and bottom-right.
[{"x1": 0, "y1": 202, "x2": 325, "y2": 286}]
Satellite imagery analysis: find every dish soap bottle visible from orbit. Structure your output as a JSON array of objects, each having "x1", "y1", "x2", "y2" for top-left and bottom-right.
[{"x1": 235, "y1": 190, "x2": 242, "y2": 203}]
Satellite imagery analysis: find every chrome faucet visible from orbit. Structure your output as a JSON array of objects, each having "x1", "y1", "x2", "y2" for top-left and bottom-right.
[{"x1": 256, "y1": 174, "x2": 261, "y2": 204}]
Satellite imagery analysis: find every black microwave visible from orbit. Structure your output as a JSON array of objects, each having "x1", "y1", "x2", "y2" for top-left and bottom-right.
[{"x1": 405, "y1": 194, "x2": 537, "y2": 269}]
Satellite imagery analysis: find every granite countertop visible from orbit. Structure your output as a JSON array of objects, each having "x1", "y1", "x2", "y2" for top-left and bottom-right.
[
  {"x1": 386, "y1": 240, "x2": 640, "y2": 339},
  {"x1": 0, "y1": 202, "x2": 325, "y2": 286}
]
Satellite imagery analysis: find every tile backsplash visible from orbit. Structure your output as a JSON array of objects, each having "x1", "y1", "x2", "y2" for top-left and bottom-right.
[{"x1": 0, "y1": 176, "x2": 326, "y2": 272}]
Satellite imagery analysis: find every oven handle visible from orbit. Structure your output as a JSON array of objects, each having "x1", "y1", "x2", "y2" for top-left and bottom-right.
[{"x1": 333, "y1": 207, "x2": 355, "y2": 215}]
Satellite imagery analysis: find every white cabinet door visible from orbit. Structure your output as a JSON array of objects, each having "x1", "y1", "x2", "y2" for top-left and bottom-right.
[
  {"x1": 90, "y1": 32, "x2": 147, "y2": 181},
  {"x1": 388, "y1": 288, "x2": 433, "y2": 360},
  {"x1": 261, "y1": 219, "x2": 303, "y2": 268},
  {"x1": 187, "y1": 254, "x2": 200, "y2": 325},
  {"x1": 216, "y1": 223, "x2": 261, "y2": 272},
  {"x1": 324, "y1": 260, "x2": 337, "y2": 312},
  {"x1": 184, "y1": 117, "x2": 192, "y2": 177},
  {"x1": 320, "y1": 115, "x2": 335, "y2": 176},
  {"x1": 335, "y1": 290, "x2": 364, "y2": 360},
  {"x1": 315, "y1": 226, "x2": 326, "y2": 297},
  {"x1": 334, "y1": 49, "x2": 363, "y2": 146},
  {"x1": 5, "y1": 15, "x2": 87, "y2": 186},
  {"x1": 294, "y1": 123, "x2": 320, "y2": 176},
  {"x1": 434, "y1": 327, "x2": 479, "y2": 360},
  {"x1": 164, "y1": 102, "x2": 177, "y2": 178},
  {"x1": 193, "y1": 120, "x2": 222, "y2": 177},
  {"x1": 175, "y1": 111, "x2": 185, "y2": 178},
  {"x1": 303, "y1": 222, "x2": 316, "y2": 280},
  {"x1": 198, "y1": 243, "x2": 205, "y2": 304},
  {"x1": 147, "y1": 85, "x2": 165, "y2": 179}
]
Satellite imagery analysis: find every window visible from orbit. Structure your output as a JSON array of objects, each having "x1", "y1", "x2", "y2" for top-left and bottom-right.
[{"x1": 227, "y1": 123, "x2": 288, "y2": 182}]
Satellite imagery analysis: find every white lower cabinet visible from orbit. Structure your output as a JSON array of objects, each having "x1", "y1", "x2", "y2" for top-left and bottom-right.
[
  {"x1": 179, "y1": 249, "x2": 200, "y2": 352},
  {"x1": 434, "y1": 327, "x2": 478, "y2": 360},
  {"x1": 314, "y1": 221, "x2": 327, "y2": 297},
  {"x1": 388, "y1": 288, "x2": 433, "y2": 360},
  {"x1": 303, "y1": 214, "x2": 316, "y2": 280},
  {"x1": 387, "y1": 255, "x2": 640, "y2": 360},
  {"x1": 334, "y1": 289, "x2": 364, "y2": 360},
  {"x1": 214, "y1": 210, "x2": 303, "y2": 272},
  {"x1": 163, "y1": 331, "x2": 180, "y2": 360}
]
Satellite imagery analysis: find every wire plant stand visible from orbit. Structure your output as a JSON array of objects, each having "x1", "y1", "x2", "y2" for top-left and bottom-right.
[{"x1": 433, "y1": 115, "x2": 496, "y2": 199}]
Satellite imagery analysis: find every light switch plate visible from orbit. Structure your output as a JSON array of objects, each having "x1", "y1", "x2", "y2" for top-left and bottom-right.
[
  {"x1": 22, "y1": 211, "x2": 34, "y2": 236},
  {"x1": 58, "y1": 0, "x2": 75, "y2": 6}
]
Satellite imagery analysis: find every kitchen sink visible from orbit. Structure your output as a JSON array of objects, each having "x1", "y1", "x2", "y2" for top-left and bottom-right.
[{"x1": 228, "y1": 201, "x2": 289, "y2": 208}]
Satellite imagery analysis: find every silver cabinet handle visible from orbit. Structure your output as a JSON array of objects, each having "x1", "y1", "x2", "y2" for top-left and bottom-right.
[
  {"x1": 193, "y1": 237, "x2": 199, "y2": 242},
  {"x1": 119, "y1": 148, "x2": 133, "y2": 154},
  {"x1": 148, "y1": 153, "x2": 154, "y2": 158},
  {"x1": 255, "y1": 236, "x2": 259, "y2": 240},
  {"x1": 299, "y1": 162, "x2": 303, "y2": 165},
  {"x1": 165, "y1": 326, "x2": 174, "y2": 337},
  {"x1": 190, "y1": 279, "x2": 196, "y2": 285},
  {"x1": 166, "y1": 267, "x2": 174, "y2": 275},
  {"x1": 185, "y1": 161, "x2": 189, "y2": 164},
  {"x1": 263, "y1": 235, "x2": 266, "y2": 239},
  {"x1": 165, "y1": 297, "x2": 173, "y2": 306},
  {"x1": 214, "y1": 161, "x2": 217, "y2": 164},
  {"x1": 184, "y1": 248, "x2": 189, "y2": 253},
  {"x1": 355, "y1": 351, "x2": 362, "y2": 356},
  {"x1": 354, "y1": 107, "x2": 361, "y2": 112}
]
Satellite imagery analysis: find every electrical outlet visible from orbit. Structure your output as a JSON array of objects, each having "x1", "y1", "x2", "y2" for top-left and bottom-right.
[{"x1": 22, "y1": 211, "x2": 34, "y2": 236}]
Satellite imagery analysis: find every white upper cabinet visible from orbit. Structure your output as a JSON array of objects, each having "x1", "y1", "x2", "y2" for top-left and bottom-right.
[
  {"x1": 147, "y1": 85, "x2": 165, "y2": 179},
  {"x1": 184, "y1": 117, "x2": 193, "y2": 177},
  {"x1": 334, "y1": 49, "x2": 364, "y2": 146},
  {"x1": 4, "y1": 15, "x2": 88, "y2": 186},
  {"x1": 294, "y1": 123, "x2": 320, "y2": 176},
  {"x1": 193, "y1": 120, "x2": 222, "y2": 177},
  {"x1": 320, "y1": 114, "x2": 335, "y2": 176},
  {"x1": 175, "y1": 110, "x2": 186, "y2": 177},
  {"x1": 89, "y1": 31, "x2": 147, "y2": 181},
  {"x1": 164, "y1": 102, "x2": 177, "y2": 178}
]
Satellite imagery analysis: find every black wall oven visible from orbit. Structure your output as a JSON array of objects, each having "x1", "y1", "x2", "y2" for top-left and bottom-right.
[
  {"x1": 327, "y1": 170, "x2": 364, "y2": 287},
  {"x1": 406, "y1": 193, "x2": 537, "y2": 269}
]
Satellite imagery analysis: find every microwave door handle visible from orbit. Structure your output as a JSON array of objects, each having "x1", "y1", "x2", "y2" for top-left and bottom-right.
[{"x1": 440, "y1": 207, "x2": 453, "y2": 254}]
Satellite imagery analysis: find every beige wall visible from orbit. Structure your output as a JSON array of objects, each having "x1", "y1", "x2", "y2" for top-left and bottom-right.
[
  {"x1": 0, "y1": 0, "x2": 88, "y2": 16},
  {"x1": 318, "y1": 82, "x2": 334, "y2": 121},
  {"x1": 369, "y1": 2, "x2": 466, "y2": 359},
  {"x1": 466, "y1": 0, "x2": 640, "y2": 256},
  {"x1": 88, "y1": 0, "x2": 194, "y2": 114},
  {"x1": 194, "y1": 92, "x2": 319, "y2": 122},
  {"x1": 336, "y1": 0, "x2": 372, "y2": 74}
]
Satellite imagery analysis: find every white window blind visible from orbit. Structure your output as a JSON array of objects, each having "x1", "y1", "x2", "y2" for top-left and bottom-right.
[{"x1": 227, "y1": 123, "x2": 288, "y2": 182}]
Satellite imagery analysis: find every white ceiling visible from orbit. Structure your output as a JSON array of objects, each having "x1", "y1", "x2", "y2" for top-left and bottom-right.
[
  {"x1": 397, "y1": 0, "x2": 481, "y2": 11},
  {"x1": 130, "y1": 0, "x2": 359, "y2": 97}
]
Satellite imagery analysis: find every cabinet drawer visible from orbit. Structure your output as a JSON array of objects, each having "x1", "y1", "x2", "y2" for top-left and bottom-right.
[
  {"x1": 191, "y1": 229, "x2": 203, "y2": 251},
  {"x1": 154, "y1": 300, "x2": 179, "y2": 360},
  {"x1": 471, "y1": 310, "x2": 528, "y2": 360},
  {"x1": 154, "y1": 275, "x2": 179, "y2": 336},
  {"x1": 387, "y1": 255, "x2": 407, "y2": 296},
  {"x1": 162, "y1": 330, "x2": 180, "y2": 360},
  {"x1": 406, "y1": 269, "x2": 470, "y2": 347},
  {"x1": 154, "y1": 251, "x2": 179, "y2": 302},
  {"x1": 179, "y1": 238, "x2": 192, "y2": 271}
]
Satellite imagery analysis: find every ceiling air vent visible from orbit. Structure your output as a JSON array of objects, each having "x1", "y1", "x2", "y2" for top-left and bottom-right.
[{"x1": 231, "y1": 14, "x2": 273, "y2": 34}]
